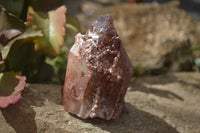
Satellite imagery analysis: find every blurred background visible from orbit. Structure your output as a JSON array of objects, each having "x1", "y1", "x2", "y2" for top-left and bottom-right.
[{"x1": 0, "y1": 0, "x2": 199, "y2": 83}]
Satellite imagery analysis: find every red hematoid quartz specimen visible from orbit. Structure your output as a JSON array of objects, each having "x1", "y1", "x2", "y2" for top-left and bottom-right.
[{"x1": 62, "y1": 14, "x2": 133, "y2": 120}]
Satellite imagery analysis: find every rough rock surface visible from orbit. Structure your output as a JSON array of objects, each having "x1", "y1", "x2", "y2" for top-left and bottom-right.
[
  {"x1": 80, "y1": 1, "x2": 200, "y2": 75},
  {"x1": 62, "y1": 14, "x2": 133, "y2": 120},
  {"x1": 1, "y1": 72, "x2": 200, "y2": 133}
]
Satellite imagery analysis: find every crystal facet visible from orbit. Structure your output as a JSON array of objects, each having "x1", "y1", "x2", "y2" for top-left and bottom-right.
[{"x1": 62, "y1": 14, "x2": 133, "y2": 120}]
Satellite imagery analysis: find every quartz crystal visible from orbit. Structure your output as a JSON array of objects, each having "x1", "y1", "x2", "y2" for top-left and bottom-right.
[{"x1": 62, "y1": 14, "x2": 133, "y2": 120}]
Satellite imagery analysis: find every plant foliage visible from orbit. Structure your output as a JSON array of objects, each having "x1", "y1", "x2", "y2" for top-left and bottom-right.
[{"x1": 0, "y1": 3, "x2": 70, "y2": 108}]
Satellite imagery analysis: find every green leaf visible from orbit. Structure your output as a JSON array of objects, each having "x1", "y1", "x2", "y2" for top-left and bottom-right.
[
  {"x1": 0, "y1": 60, "x2": 6, "y2": 72},
  {"x1": 65, "y1": 16, "x2": 82, "y2": 50},
  {"x1": 0, "y1": 71, "x2": 26, "y2": 108},
  {"x1": 6, "y1": 42, "x2": 35, "y2": 72},
  {"x1": 0, "y1": 0, "x2": 24, "y2": 17},
  {"x1": 0, "y1": 44, "x2": 5, "y2": 71},
  {"x1": 0, "y1": 7, "x2": 25, "y2": 45},
  {"x1": 0, "y1": 71, "x2": 19, "y2": 96},
  {"x1": 66, "y1": 16, "x2": 81, "y2": 33},
  {"x1": 27, "y1": 5, "x2": 67, "y2": 57},
  {"x1": 45, "y1": 46, "x2": 68, "y2": 83},
  {"x1": 0, "y1": 44, "x2": 2, "y2": 60},
  {"x1": 1, "y1": 24, "x2": 42, "y2": 59}
]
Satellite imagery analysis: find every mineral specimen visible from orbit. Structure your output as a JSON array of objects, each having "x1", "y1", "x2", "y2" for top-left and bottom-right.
[{"x1": 62, "y1": 14, "x2": 133, "y2": 120}]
